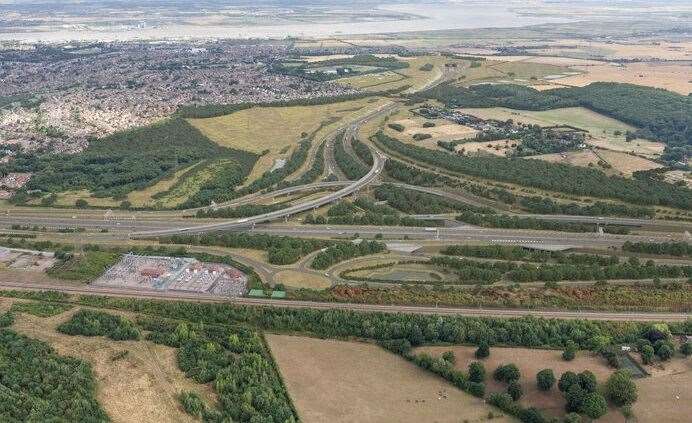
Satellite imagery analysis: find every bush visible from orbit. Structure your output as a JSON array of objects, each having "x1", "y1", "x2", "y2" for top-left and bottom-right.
[
  {"x1": 468, "y1": 382, "x2": 486, "y2": 398},
  {"x1": 0, "y1": 311, "x2": 14, "y2": 328},
  {"x1": 558, "y1": 371, "x2": 579, "y2": 392},
  {"x1": 578, "y1": 370, "x2": 598, "y2": 393},
  {"x1": 640, "y1": 344, "x2": 655, "y2": 364},
  {"x1": 442, "y1": 350, "x2": 456, "y2": 364},
  {"x1": 562, "y1": 345, "x2": 576, "y2": 361},
  {"x1": 655, "y1": 343, "x2": 674, "y2": 360},
  {"x1": 475, "y1": 340, "x2": 490, "y2": 358},
  {"x1": 469, "y1": 361, "x2": 486, "y2": 383},
  {"x1": 507, "y1": 381, "x2": 523, "y2": 400},
  {"x1": 494, "y1": 363, "x2": 520, "y2": 383},
  {"x1": 605, "y1": 370, "x2": 638, "y2": 407},
  {"x1": 681, "y1": 341, "x2": 692, "y2": 356},
  {"x1": 580, "y1": 392, "x2": 608, "y2": 419},
  {"x1": 536, "y1": 369, "x2": 555, "y2": 391}
]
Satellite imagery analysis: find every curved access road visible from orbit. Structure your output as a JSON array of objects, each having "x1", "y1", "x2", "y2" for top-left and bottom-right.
[
  {"x1": 0, "y1": 280, "x2": 686, "y2": 322},
  {"x1": 129, "y1": 150, "x2": 387, "y2": 237}
]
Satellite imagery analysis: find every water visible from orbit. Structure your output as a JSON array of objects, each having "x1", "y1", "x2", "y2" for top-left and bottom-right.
[{"x1": 0, "y1": 1, "x2": 576, "y2": 42}]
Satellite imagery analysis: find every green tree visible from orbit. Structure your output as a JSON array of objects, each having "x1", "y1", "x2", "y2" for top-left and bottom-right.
[
  {"x1": 442, "y1": 351, "x2": 456, "y2": 364},
  {"x1": 578, "y1": 370, "x2": 597, "y2": 393},
  {"x1": 475, "y1": 340, "x2": 490, "y2": 359},
  {"x1": 493, "y1": 363, "x2": 520, "y2": 383},
  {"x1": 468, "y1": 361, "x2": 486, "y2": 383},
  {"x1": 580, "y1": 392, "x2": 608, "y2": 419},
  {"x1": 681, "y1": 342, "x2": 692, "y2": 356},
  {"x1": 558, "y1": 371, "x2": 579, "y2": 392},
  {"x1": 656, "y1": 343, "x2": 673, "y2": 361},
  {"x1": 563, "y1": 342, "x2": 577, "y2": 361},
  {"x1": 536, "y1": 369, "x2": 556, "y2": 391},
  {"x1": 507, "y1": 380, "x2": 523, "y2": 400},
  {"x1": 641, "y1": 344, "x2": 655, "y2": 364},
  {"x1": 605, "y1": 370, "x2": 638, "y2": 407},
  {"x1": 565, "y1": 384, "x2": 586, "y2": 413}
]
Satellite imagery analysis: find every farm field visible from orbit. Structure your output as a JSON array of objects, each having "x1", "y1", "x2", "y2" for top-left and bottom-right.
[
  {"x1": 266, "y1": 334, "x2": 512, "y2": 423},
  {"x1": 416, "y1": 345, "x2": 619, "y2": 421},
  {"x1": 533, "y1": 148, "x2": 663, "y2": 176},
  {"x1": 6, "y1": 300, "x2": 213, "y2": 423},
  {"x1": 188, "y1": 97, "x2": 388, "y2": 185},
  {"x1": 459, "y1": 106, "x2": 635, "y2": 142},
  {"x1": 455, "y1": 59, "x2": 579, "y2": 87},
  {"x1": 384, "y1": 116, "x2": 478, "y2": 149},
  {"x1": 538, "y1": 62, "x2": 692, "y2": 95}
]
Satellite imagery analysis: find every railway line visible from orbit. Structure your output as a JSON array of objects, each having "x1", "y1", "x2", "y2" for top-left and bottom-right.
[{"x1": 0, "y1": 280, "x2": 687, "y2": 322}]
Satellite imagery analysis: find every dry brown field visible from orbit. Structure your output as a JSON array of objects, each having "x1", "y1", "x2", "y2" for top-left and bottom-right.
[
  {"x1": 455, "y1": 139, "x2": 516, "y2": 157},
  {"x1": 595, "y1": 149, "x2": 663, "y2": 176},
  {"x1": 548, "y1": 62, "x2": 692, "y2": 95},
  {"x1": 630, "y1": 354, "x2": 692, "y2": 423},
  {"x1": 266, "y1": 334, "x2": 513, "y2": 423}
]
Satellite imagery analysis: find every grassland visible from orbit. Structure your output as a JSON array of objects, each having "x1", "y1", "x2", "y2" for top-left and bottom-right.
[
  {"x1": 188, "y1": 97, "x2": 389, "y2": 184},
  {"x1": 534, "y1": 149, "x2": 663, "y2": 177},
  {"x1": 274, "y1": 270, "x2": 332, "y2": 289},
  {"x1": 339, "y1": 55, "x2": 456, "y2": 93},
  {"x1": 266, "y1": 334, "x2": 511, "y2": 423},
  {"x1": 454, "y1": 59, "x2": 579, "y2": 88}
]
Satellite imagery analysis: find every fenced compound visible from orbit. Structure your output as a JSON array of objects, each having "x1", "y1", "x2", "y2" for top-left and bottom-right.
[{"x1": 92, "y1": 253, "x2": 247, "y2": 297}]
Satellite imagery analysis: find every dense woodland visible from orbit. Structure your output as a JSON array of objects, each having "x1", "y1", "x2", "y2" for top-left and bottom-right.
[
  {"x1": 334, "y1": 132, "x2": 369, "y2": 180},
  {"x1": 0, "y1": 328, "x2": 109, "y2": 422},
  {"x1": 352, "y1": 138, "x2": 374, "y2": 165},
  {"x1": 374, "y1": 132, "x2": 691, "y2": 209},
  {"x1": 6, "y1": 118, "x2": 257, "y2": 206},
  {"x1": 57, "y1": 309, "x2": 141, "y2": 340},
  {"x1": 373, "y1": 184, "x2": 493, "y2": 214},
  {"x1": 310, "y1": 240, "x2": 386, "y2": 269},
  {"x1": 278, "y1": 141, "x2": 326, "y2": 188},
  {"x1": 57, "y1": 293, "x2": 692, "y2": 351},
  {"x1": 384, "y1": 159, "x2": 452, "y2": 187}
]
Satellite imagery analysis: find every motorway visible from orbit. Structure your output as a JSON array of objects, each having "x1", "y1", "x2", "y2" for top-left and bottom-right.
[{"x1": 0, "y1": 280, "x2": 687, "y2": 322}]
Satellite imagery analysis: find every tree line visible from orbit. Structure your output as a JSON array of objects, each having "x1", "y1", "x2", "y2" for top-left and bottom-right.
[
  {"x1": 310, "y1": 240, "x2": 386, "y2": 270},
  {"x1": 57, "y1": 309, "x2": 140, "y2": 341},
  {"x1": 455, "y1": 211, "x2": 629, "y2": 234},
  {"x1": 374, "y1": 184, "x2": 494, "y2": 215},
  {"x1": 622, "y1": 241, "x2": 691, "y2": 257},
  {"x1": 159, "y1": 232, "x2": 332, "y2": 266},
  {"x1": 519, "y1": 196, "x2": 655, "y2": 218},
  {"x1": 334, "y1": 132, "x2": 369, "y2": 180},
  {"x1": 374, "y1": 131, "x2": 691, "y2": 209}
]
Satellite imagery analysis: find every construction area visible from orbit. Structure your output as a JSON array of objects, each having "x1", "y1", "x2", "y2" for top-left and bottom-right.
[
  {"x1": 0, "y1": 247, "x2": 56, "y2": 271},
  {"x1": 92, "y1": 253, "x2": 248, "y2": 297}
]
